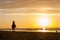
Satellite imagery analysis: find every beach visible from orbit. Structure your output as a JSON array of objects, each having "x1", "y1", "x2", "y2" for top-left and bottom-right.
[{"x1": 0, "y1": 31, "x2": 60, "y2": 40}]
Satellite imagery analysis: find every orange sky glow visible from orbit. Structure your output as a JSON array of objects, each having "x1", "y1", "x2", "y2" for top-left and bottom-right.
[{"x1": 0, "y1": 0, "x2": 60, "y2": 29}]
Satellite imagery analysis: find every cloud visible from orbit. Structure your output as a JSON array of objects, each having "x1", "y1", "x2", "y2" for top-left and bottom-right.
[
  {"x1": 0, "y1": 0, "x2": 60, "y2": 8},
  {"x1": 0, "y1": 8, "x2": 59, "y2": 14},
  {"x1": 0, "y1": 0, "x2": 14, "y2": 5}
]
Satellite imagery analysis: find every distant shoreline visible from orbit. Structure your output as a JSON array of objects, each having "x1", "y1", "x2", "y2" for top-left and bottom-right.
[{"x1": 0, "y1": 29, "x2": 60, "y2": 33}]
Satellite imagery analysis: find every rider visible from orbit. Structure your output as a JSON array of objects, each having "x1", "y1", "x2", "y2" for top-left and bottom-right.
[{"x1": 12, "y1": 21, "x2": 16, "y2": 31}]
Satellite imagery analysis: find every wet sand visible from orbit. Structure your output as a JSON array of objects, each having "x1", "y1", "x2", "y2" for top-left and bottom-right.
[{"x1": 0, "y1": 31, "x2": 60, "y2": 40}]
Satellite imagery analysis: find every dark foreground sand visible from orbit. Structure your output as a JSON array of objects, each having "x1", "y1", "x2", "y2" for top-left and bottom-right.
[{"x1": 0, "y1": 31, "x2": 60, "y2": 40}]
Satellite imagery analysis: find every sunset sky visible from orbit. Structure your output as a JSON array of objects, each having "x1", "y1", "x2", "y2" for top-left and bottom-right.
[{"x1": 0, "y1": 0, "x2": 60, "y2": 29}]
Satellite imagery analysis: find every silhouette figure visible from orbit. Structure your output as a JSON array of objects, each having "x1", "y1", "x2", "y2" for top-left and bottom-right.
[{"x1": 12, "y1": 21, "x2": 16, "y2": 31}]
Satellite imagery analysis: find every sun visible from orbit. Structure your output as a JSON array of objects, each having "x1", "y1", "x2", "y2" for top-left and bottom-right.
[{"x1": 37, "y1": 15, "x2": 51, "y2": 28}]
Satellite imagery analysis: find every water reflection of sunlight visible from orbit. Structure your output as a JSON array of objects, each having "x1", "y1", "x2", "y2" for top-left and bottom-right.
[
  {"x1": 37, "y1": 27, "x2": 56, "y2": 32},
  {"x1": 37, "y1": 28, "x2": 47, "y2": 32},
  {"x1": 42, "y1": 28, "x2": 47, "y2": 32},
  {"x1": 42, "y1": 30, "x2": 47, "y2": 32}
]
